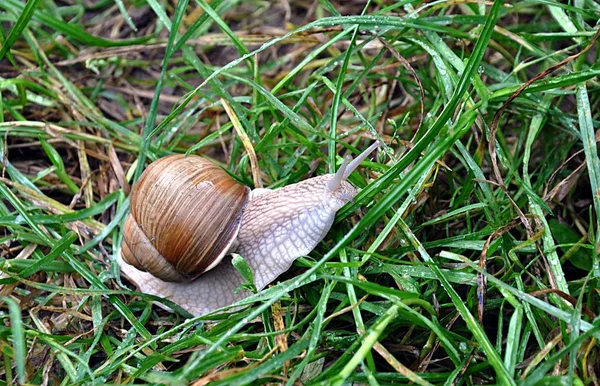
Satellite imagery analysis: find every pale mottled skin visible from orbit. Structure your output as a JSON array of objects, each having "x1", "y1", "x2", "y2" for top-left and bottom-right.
[
  {"x1": 118, "y1": 252, "x2": 249, "y2": 314},
  {"x1": 118, "y1": 176, "x2": 357, "y2": 316}
]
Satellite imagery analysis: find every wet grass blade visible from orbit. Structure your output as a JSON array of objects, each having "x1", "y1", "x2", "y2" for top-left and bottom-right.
[{"x1": 576, "y1": 84, "x2": 600, "y2": 255}]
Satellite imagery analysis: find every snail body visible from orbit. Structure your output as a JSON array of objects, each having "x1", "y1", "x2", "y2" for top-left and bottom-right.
[{"x1": 119, "y1": 141, "x2": 380, "y2": 316}]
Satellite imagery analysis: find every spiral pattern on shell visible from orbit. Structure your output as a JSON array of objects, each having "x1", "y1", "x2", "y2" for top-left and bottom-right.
[{"x1": 121, "y1": 154, "x2": 249, "y2": 282}]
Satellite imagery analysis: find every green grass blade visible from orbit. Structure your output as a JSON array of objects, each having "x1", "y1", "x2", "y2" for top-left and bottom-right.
[
  {"x1": 576, "y1": 84, "x2": 600, "y2": 255},
  {"x1": 0, "y1": 0, "x2": 151, "y2": 47},
  {"x1": 329, "y1": 25, "x2": 359, "y2": 170},
  {"x1": 135, "y1": 0, "x2": 190, "y2": 180},
  {"x1": 0, "y1": 0, "x2": 43, "y2": 60},
  {"x1": 1, "y1": 297, "x2": 26, "y2": 384}
]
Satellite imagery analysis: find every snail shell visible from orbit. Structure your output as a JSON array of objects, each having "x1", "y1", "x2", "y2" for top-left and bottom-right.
[{"x1": 121, "y1": 154, "x2": 249, "y2": 282}]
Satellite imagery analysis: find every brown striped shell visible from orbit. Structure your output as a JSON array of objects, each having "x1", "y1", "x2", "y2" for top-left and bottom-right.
[{"x1": 121, "y1": 154, "x2": 250, "y2": 282}]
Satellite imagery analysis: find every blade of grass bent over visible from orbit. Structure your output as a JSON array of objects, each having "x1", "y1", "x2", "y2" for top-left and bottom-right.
[{"x1": 0, "y1": 0, "x2": 151, "y2": 47}]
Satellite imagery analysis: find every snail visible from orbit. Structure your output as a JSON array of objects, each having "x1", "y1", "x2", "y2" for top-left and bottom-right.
[{"x1": 118, "y1": 140, "x2": 381, "y2": 316}]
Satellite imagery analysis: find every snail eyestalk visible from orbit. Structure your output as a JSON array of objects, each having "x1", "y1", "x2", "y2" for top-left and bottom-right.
[
  {"x1": 343, "y1": 140, "x2": 382, "y2": 180},
  {"x1": 328, "y1": 155, "x2": 352, "y2": 191}
]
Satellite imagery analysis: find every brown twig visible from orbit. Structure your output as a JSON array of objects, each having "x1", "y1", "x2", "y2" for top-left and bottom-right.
[{"x1": 528, "y1": 288, "x2": 596, "y2": 319}]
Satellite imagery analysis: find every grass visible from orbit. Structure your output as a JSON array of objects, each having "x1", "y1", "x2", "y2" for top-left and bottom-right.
[{"x1": 0, "y1": 0, "x2": 599, "y2": 384}]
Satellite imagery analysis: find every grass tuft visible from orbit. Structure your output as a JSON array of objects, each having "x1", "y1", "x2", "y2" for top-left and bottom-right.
[{"x1": 0, "y1": 0, "x2": 599, "y2": 384}]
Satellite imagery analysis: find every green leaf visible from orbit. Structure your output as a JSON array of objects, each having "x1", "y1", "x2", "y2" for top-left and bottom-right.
[{"x1": 231, "y1": 253, "x2": 255, "y2": 291}]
